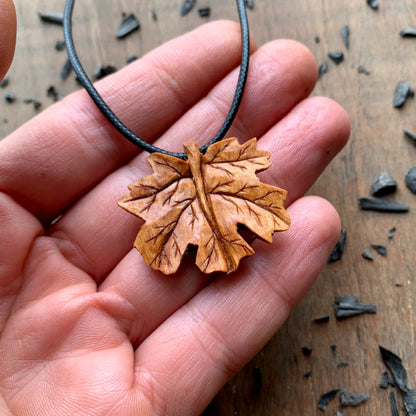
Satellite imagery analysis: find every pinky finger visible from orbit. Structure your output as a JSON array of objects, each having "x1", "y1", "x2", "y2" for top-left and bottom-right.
[{"x1": 132, "y1": 196, "x2": 341, "y2": 415}]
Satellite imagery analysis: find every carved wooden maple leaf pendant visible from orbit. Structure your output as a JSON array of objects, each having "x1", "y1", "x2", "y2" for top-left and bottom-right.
[{"x1": 118, "y1": 137, "x2": 291, "y2": 275}]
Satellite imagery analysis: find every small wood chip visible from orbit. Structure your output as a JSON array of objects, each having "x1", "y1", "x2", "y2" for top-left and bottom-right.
[
  {"x1": 393, "y1": 81, "x2": 413, "y2": 108},
  {"x1": 180, "y1": 0, "x2": 196, "y2": 16},
  {"x1": 328, "y1": 229, "x2": 347, "y2": 262},
  {"x1": 318, "y1": 60, "x2": 328, "y2": 79},
  {"x1": 318, "y1": 389, "x2": 340, "y2": 411},
  {"x1": 371, "y1": 172, "x2": 398, "y2": 196},
  {"x1": 340, "y1": 391, "x2": 369, "y2": 406},
  {"x1": 38, "y1": 12, "x2": 64, "y2": 25},
  {"x1": 380, "y1": 371, "x2": 395, "y2": 388},
  {"x1": 405, "y1": 167, "x2": 416, "y2": 193},
  {"x1": 4, "y1": 92, "x2": 15, "y2": 103},
  {"x1": 404, "y1": 129, "x2": 416, "y2": 146},
  {"x1": 371, "y1": 244, "x2": 387, "y2": 256},
  {"x1": 366, "y1": 0, "x2": 379, "y2": 10},
  {"x1": 358, "y1": 65, "x2": 370, "y2": 75},
  {"x1": 379, "y1": 346, "x2": 408, "y2": 393},
  {"x1": 60, "y1": 59, "x2": 72, "y2": 81},
  {"x1": 400, "y1": 28, "x2": 416, "y2": 37},
  {"x1": 334, "y1": 295, "x2": 376, "y2": 319},
  {"x1": 390, "y1": 391, "x2": 400, "y2": 416},
  {"x1": 313, "y1": 315, "x2": 330, "y2": 323},
  {"x1": 116, "y1": 13, "x2": 140, "y2": 39},
  {"x1": 328, "y1": 51, "x2": 344, "y2": 64},
  {"x1": 198, "y1": 7, "x2": 211, "y2": 17},
  {"x1": 362, "y1": 250, "x2": 374, "y2": 260},
  {"x1": 358, "y1": 197, "x2": 409, "y2": 213},
  {"x1": 388, "y1": 227, "x2": 396, "y2": 239},
  {"x1": 405, "y1": 389, "x2": 416, "y2": 416},
  {"x1": 341, "y1": 25, "x2": 350, "y2": 49}
]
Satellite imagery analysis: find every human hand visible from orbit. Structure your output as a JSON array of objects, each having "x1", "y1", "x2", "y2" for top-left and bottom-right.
[{"x1": 0, "y1": 2, "x2": 350, "y2": 414}]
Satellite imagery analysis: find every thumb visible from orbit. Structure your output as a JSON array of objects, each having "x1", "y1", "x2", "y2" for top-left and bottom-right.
[{"x1": 0, "y1": 0, "x2": 16, "y2": 81}]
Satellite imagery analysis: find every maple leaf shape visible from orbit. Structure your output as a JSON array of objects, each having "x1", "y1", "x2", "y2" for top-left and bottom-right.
[{"x1": 118, "y1": 137, "x2": 290, "y2": 274}]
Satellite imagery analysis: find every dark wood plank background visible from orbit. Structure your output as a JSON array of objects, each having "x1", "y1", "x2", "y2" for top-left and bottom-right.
[{"x1": 2, "y1": 1, "x2": 416, "y2": 415}]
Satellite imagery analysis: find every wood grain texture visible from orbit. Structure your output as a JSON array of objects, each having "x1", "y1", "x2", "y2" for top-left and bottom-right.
[
  {"x1": 118, "y1": 138, "x2": 290, "y2": 274},
  {"x1": 2, "y1": 1, "x2": 416, "y2": 415}
]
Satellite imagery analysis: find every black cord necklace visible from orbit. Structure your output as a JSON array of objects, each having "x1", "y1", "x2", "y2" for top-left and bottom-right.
[
  {"x1": 63, "y1": 0, "x2": 250, "y2": 160},
  {"x1": 63, "y1": 1, "x2": 291, "y2": 275}
]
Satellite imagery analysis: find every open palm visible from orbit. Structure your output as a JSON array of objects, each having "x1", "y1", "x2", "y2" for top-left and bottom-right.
[{"x1": 0, "y1": 3, "x2": 350, "y2": 415}]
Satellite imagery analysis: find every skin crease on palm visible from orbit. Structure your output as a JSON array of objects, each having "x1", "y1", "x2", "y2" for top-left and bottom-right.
[{"x1": 0, "y1": 0, "x2": 350, "y2": 415}]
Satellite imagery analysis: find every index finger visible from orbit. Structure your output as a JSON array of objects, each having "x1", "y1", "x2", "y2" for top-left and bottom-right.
[
  {"x1": 0, "y1": 0, "x2": 16, "y2": 79},
  {"x1": 0, "y1": 21, "x2": 254, "y2": 223}
]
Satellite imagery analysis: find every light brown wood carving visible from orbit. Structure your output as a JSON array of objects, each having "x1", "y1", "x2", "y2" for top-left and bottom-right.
[{"x1": 118, "y1": 137, "x2": 291, "y2": 274}]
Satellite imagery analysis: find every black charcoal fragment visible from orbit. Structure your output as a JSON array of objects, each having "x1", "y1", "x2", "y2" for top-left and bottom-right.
[
  {"x1": 380, "y1": 370, "x2": 395, "y2": 388},
  {"x1": 47, "y1": 85, "x2": 59, "y2": 102},
  {"x1": 126, "y1": 56, "x2": 138, "y2": 64},
  {"x1": 334, "y1": 295, "x2": 376, "y2": 319},
  {"x1": 331, "y1": 344, "x2": 337, "y2": 355},
  {"x1": 340, "y1": 391, "x2": 369, "y2": 406},
  {"x1": 60, "y1": 58, "x2": 72, "y2": 81},
  {"x1": 318, "y1": 61, "x2": 328, "y2": 79},
  {"x1": 362, "y1": 250, "x2": 374, "y2": 260},
  {"x1": 314, "y1": 36, "x2": 320, "y2": 43},
  {"x1": 152, "y1": 10, "x2": 158, "y2": 21},
  {"x1": 318, "y1": 389, "x2": 340, "y2": 411},
  {"x1": 24, "y1": 98, "x2": 42, "y2": 110},
  {"x1": 328, "y1": 229, "x2": 347, "y2": 263},
  {"x1": 405, "y1": 389, "x2": 416, "y2": 416},
  {"x1": 367, "y1": 0, "x2": 379, "y2": 10},
  {"x1": 405, "y1": 167, "x2": 416, "y2": 193},
  {"x1": 337, "y1": 361, "x2": 349, "y2": 368},
  {"x1": 313, "y1": 315, "x2": 330, "y2": 323},
  {"x1": 358, "y1": 197, "x2": 409, "y2": 213},
  {"x1": 358, "y1": 65, "x2": 370, "y2": 75},
  {"x1": 336, "y1": 413, "x2": 346, "y2": 416},
  {"x1": 198, "y1": 7, "x2": 211, "y2": 17},
  {"x1": 379, "y1": 346, "x2": 408, "y2": 393},
  {"x1": 245, "y1": 0, "x2": 254, "y2": 9},
  {"x1": 55, "y1": 40, "x2": 65, "y2": 51},
  {"x1": 390, "y1": 391, "x2": 400, "y2": 416},
  {"x1": 301, "y1": 346, "x2": 312, "y2": 356},
  {"x1": 371, "y1": 172, "x2": 398, "y2": 196},
  {"x1": 4, "y1": 92, "x2": 15, "y2": 103},
  {"x1": 371, "y1": 244, "x2": 387, "y2": 256},
  {"x1": 328, "y1": 51, "x2": 344, "y2": 64},
  {"x1": 94, "y1": 64, "x2": 117, "y2": 80},
  {"x1": 400, "y1": 28, "x2": 416, "y2": 37},
  {"x1": 404, "y1": 129, "x2": 416, "y2": 146},
  {"x1": 304, "y1": 370, "x2": 312, "y2": 378},
  {"x1": 181, "y1": 0, "x2": 196, "y2": 16},
  {"x1": 0, "y1": 76, "x2": 9, "y2": 88},
  {"x1": 38, "y1": 12, "x2": 64, "y2": 25},
  {"x1": 393, "y1": 81, "x2": 413, "y2": 108},
  {"x1": 252, "y1": 367, "x2": 262, "y2": 396},
  {"x1": 341, "y1": 25, "x2": 350, "y2": 49},
  {"x1": 388, "y1": 227, "x2": 396, "y2": 239},
  {"x1": 117, "y1": 14, "x2": 140, "y2": 39},
  {"x1": 396, "y1": 283, "x2": 403, "y2": 287}
]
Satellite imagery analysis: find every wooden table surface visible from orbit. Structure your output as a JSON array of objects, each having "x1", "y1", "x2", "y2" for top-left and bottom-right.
[{"x1": 2, "y1": 1, "x2": 416, "y2": 415}]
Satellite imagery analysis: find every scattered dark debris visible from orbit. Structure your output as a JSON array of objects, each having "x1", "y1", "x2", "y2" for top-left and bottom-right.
[
  {"x1": 315, "y1": 36, "x2": 320, "y2": 43},
  {"x1": 24, "y1": 98, "x2": 42, "y2": 110},
  {"x1": 362, "y1": 250, "x2": 374, "y2": 260},
  {"x1": 318, "y1": 389, "x2": 340, "y2": 411},
  {"x1": 328, "y1": 229, "x2": 347, "y2": 263},
  {"x1": 388, "y1": 227, "x2": 396, "y2": 239},
  {"x1": 55, "y1": 40, "x2": 65, "y2": 51},
  {"x1": 198, "y1": 7, "x2": 211, "y2": 17},
  {"x1": 358, "y1": 197, "x2": 409, "y2": 213},
  {"x1": 405, "y1": 167, "x2": 416, "y2": 193},
  {"x1": 331, "y1": 344, "x2": 337, "y2": 355},
  {"x1": 404, "y1": 129, "x2": 416, "y2": 146},
  {"x1": 38, "y1": 12, "x2": 64, "y2": 25},
  {"x1": 47, "y1": 85, "x2": 59, "y2": 102},
  {"x1": 313, "y1": 315, "x2": 330, "y2": 323},
  {"x1": 152, "y1": 9, "x2": 158, "y2": 21},
  {"x1": 116, "y1": 13, "x2": 140, "y2": 39},
  {"x1": 94, "y1": 64, "x2": 117, "y2": 80},
  {"x1": 341, "y1": 25, "x2": 350, "y2": 49},
  {"x1": 252, "y1": 367, "x2": 262, "y2": 396},
  {"x1": 340, "y1": 391, "x2": 369, "y2": 406},
  {"x1": 371, "y1": 244, "x2": 387, "y2": 256},
  {"x1": 328, "y1": 51, "x2": 344, "y2": 64},
  {"x1": 4, "y1": 92, "x2": 16, "y2": 103},
  {"x1": 181, "y1": 0, "x2": 196, "y2": 16},
  {"x1": 380, "y1": 371, "x2": 395, "y2": 388},
  {"x1": 301, "y1": 346, "x2": 312, "y2": 356},
  {"x1": 334, "y1": 295, "x2": 376, "y2": 319},
  {"x1": 3, "y1": 119, "x2": 7, "y2": 124},
  {"x1": 337, "y1": 361, "x2": 349, "y2": 368},
  {"x1": 393, "y1": 81, "x2": 413, "y2": 108},
  {"x1": 304, "y1": 370, "x2": 312, "y2": 378},
  {"x1": 318, "y1": 61, "x2": 328, "y2": 79},
  {"x1": 395, "y1": 283, "x2": 403, "y2": 287},
  {"x1": 390, "y1": 391, "x2": 400, "y2": 416},
  {"x1": 336, "y1": 412, "x2": 346, "y2": 416},
  {"x1": 245, "y1": 0, "x2": 255, "y2": 10},
  {"x1": 400, "y1": 28, "x2": 416, "y2": 38},
  {"x1": 366, "y1": 0, "x2": 379, "y2": 10},
  {"x1": 0, "y1": 76, "x2": 9, "y2": 88},
  {"x1": 126, "y1": 56, "x2": 138, "y2": 64},
  {"x1": 379, "y1": 346, "x2": 408, "y2": 393},
  {"x1": 405, "y1": 388, "x2": 416, "y2": 416},
  {"x1": 358, "y1": 65, "x2": 370, "y2": 75},
  {"x1": 60, "y1": 58, "x2": 72, "y2": 81},
  {"x1": 371, "y1": 172, "x2": 398, "y2": 196}
]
